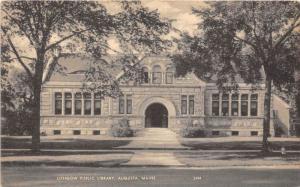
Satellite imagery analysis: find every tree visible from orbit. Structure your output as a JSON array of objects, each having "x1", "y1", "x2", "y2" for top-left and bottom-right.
[
  {"x1": 1, "y1": 1, "x2": 171, "y2": 151},
  {"x1": 172, "y1": 1, "x2": 300, "y2": 152}
]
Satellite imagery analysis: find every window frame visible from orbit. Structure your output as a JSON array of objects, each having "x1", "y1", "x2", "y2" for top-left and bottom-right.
[
  {"x1": 231, "y1": 94, "x2": 239, "y2": 116},
  {"x1": 94, "y1": 93, "x2": 101, "y2": 115},
  {"x1": 241, "y1": 94, "x2": 249, "y2": 116},
  {"x1": 64, "y1": 92, "x2": 72, "y2": 115},
  {"x1": 181, "y1": 95, "x2": 188, "y2": 115},
  {"x1": 212, "y1": 94, "x2": 220, "y2": 116},
  {"x1": 54, "y1": 92, "x2": 62, "y2": 115},
  {"x1": 250, "y1": 94, "x2": 258, "y2": 116},
  {"x1": 83, "y1": 93, "x2": 92, "y2": 115}
]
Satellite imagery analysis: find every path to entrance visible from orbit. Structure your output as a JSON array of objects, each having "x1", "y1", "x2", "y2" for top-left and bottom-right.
[
  {"x1": 118, "y1": 128, "x2": 187, "y2": 150},
  {"x1": 118, "y1": 128, "x2": 187, "y2": 166}
]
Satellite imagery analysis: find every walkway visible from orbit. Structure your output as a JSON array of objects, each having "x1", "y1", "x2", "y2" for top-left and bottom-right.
[{"x1": 118, "y1": 128, "x2": 187, "y2": 150}]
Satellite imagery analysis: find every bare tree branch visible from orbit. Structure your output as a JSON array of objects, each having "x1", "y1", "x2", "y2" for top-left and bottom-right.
[
  {"x1": 2, "y1": 28, "x2": 33, "y2": 79},
  {"x1": 45, "y1": 28, "x2": 92, "y2": 51}
]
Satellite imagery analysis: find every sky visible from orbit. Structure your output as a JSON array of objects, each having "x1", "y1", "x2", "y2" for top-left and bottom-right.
[
  {"x1": 103, "y1": 0, "x2": 209, "y2": 53},
  {"x1": 7, "y1": 0, "x2": 209, "y2": 73}
]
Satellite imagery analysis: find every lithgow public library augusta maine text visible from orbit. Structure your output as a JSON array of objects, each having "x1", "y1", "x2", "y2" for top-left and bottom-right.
[{"x1": 40, "y1": 55, "x2": 291, "y2": 137}]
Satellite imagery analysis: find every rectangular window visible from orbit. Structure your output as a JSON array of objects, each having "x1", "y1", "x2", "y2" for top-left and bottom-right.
[
  {"x1": 251, "y1": 131, "x2": 258, "y2": 136},
  {"x1": 75, "y1": 93, "x2": 82, "y2": 115},
  {"x1": 166, "y1": 72, "x2": 173, "y2": 84},
  {"x1": 222, "y1": 94, "x2": 229, "y2": 116},
  {"x1": 250, "y1": 94, "x2": 258, "y2": 116},
  {"x1": 93, "y1": 130, "x2": 100, "y2": 135},
  {"x1": 53, "y1": 130, "x2": 61, "y2": 135},
  {"x1": 189, "y1": 95, "x2": 194, "y2": 115},
  {"x1": 212, "y1": 94, "x2": 219, "y2": 116},
  {"x1": 231, "y1": 131, "x2": 239, "y2": 136},
  {"x1": 119, "y1": 96, "x2": 125, "y2": 114},
  {"x1": 94, "y1": 93, "x2": 101, "y2": 115},
  {"x1": 212, "y1": 131, "x2": 219, "y2": 136},
  {"x1": 84, "y1": 93, "x2": 91, "y2": 115},
  {"x1": 64, "y1": 93, "x2": 72, "y2": 115},
  {"x1": 181, "y1": 95, "x2": 187, "y2": 114},
  {"x1": 152, "y1": 72, "x2": 162, "y2": 84},
  {"x1": 126, "y1": 95, "x2": 132, "y2": 114},
  {"x1": 241, "y1": 94, "x2": 248, "y2": 116},
  {"x1": 231, "y1": 94, "x2": 239, "y2": 116},
  {"x1": 54, "y1": 93, "x2": 62, "y2": 115},
  {"x1": 73, "y1": 130, "x2": 81, "y2": 135},
  {"x1": 143, "y1": 72, "x2": 149, "y2": 83}
]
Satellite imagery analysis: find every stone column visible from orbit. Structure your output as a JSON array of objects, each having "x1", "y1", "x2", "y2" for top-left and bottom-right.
[
  {"x1": 81, "y1": 93, "x2": 84, "y2": 115},
  {"x1": 62, "y1": 92, "x2": 65, "y2": 115},
  {"x1": 91, "y1": 93, "x2": 94, "y2": 116},
  {"x1": 72, "y1": 92, "x2": 75, "y2": 115}
]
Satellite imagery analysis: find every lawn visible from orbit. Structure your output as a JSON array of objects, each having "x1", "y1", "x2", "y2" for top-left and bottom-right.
[
  {"x1": 1, "y1": 135, "x2": 131, "y2": 150},
  {"x1": 174, "y1": 151, "x2": 300, "y2": 167},
  {"x1": 179, "y1": 137, "x2": 300, "y2": 150}
]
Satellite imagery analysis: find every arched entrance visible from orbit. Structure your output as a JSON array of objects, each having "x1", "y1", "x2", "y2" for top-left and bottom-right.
[{"x1": 145, "y1": 103, "x2": 168, "y2": 128}]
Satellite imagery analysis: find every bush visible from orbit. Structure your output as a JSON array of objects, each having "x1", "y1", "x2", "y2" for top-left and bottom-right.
[
  {"x1": 180, "y1": 126, "x2": 205, "y2": 138},
  {"x1": 180, "y1": 118, "x2": 205, "y2": 138},
  {"x1": 109, "y1": 118, "x2": 134, "y2": 137}
]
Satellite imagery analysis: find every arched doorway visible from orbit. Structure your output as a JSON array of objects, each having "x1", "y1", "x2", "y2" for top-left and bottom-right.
[{"x1": 145, "y1": 103, "x2": 168, "y2": 128}]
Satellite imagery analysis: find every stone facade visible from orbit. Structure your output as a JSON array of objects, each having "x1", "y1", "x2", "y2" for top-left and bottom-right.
[{"x1": 40, "y1": 55, "x2": 275, "y2": 136}]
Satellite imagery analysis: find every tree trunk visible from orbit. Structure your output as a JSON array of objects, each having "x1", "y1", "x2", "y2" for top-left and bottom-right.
[
  {"x1": 31, "y1": 55, "x2": 44, "y2": 152},
  {"x1": 262, "y1": 75, "x2": 272, "y2": 153}
]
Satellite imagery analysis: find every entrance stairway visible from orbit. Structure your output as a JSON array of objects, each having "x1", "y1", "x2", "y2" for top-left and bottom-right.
[{"x1": 118, "y1": 128, "x2": 187, "y2": 150}]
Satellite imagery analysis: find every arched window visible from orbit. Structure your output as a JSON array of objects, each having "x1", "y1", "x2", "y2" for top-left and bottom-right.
[
  {"x1": 166, "y1": 67, "x2": 175, "y2": 84},
  {"x1": 142, "y1": 67, "x2": 149, "y2": 83},
  {"x1": 152, "y1": 65, "x2": 162, "y2": 84}
]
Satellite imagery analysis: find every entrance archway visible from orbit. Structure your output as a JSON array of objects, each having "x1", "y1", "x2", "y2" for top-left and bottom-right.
[{"x1": 145, "y1": 103, "x2": 168, "y2": 128}]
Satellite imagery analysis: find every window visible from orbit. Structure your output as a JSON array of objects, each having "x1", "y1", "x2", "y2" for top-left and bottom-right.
[
  {"x1": 142, "y1": 67, "x2": 149, "y2": 83},
  {"x1": 250, "y1": 94, "x2": 258, "y2": 116},
  {"x1": 241, "y1": 94, "x2": 248, "y2": 116},
  {"x1": 181, "y1": 95, "x2": 187, "y2": 114},
  {"x1": 222, "y1": 94, "x2": 229, "y2": 116},
  {"x1": 231, "y1": 131, "x2": 239, "y2": 136},
  {"x1": 251, "y1": 131, "x2": 258, "y2": 136},
  {"x1": 75, "y1": 93, "x2": 82, "y2": 115},
  {"x1": 93, "y1": 130, "x2": 100, "y2": 135},
  {"x1": 73, "y1": 130, "x2": 81, "y2": 135},
  {"x1": 53, "y1": 130, "x2": 61, "y2": 135},
  {"x1": 84, "y1": 93, "x2": 91, "y2": 115},
  {"x1": 212, "y1": 94, "x2": 219, "y2": 116},
  {"x1": 119, "y1": 96, "x2": 125, "y2": 114},
  {"x1": 126, "y1": 95, "x2": 132, "y2": 114},
  {"x1": 94, "y1": 93, "x2": 101, "y2": 115},
  {"x1": 152, "y1": 65, "x2": 162, "y2": 84},
  {"x1": 212, "y1": 131, "x2": 219, "y2": 136},
  {"x1": 189, "y1": 95, "x2": 194, "y2": 115},
  {"x1": 231, "y1": 94, "x2": 239, "y2": 116},
  {"x1": 64, "y1": 93, "x2": 72, "y2": 115},
  {"x1": 166, "y1": 67, "x2": 174, "y2": 84},
  {"x1": 55, "y1": 93, "x2": 62, "y2": 115}
]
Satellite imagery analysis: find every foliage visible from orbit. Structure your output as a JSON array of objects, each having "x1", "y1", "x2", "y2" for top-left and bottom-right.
[
  {"x1": 172, "y1": 1, "x2": 300, "y2": 151},
  {"x1": 1, "y1": 1, "x2": 171, "y2": 150},
  {"x1": 109, "y1": 118, "x2": 134, "y2": 137},
  {"x1": 180, "y1": 119, "x2": 205, "y2": 138}
]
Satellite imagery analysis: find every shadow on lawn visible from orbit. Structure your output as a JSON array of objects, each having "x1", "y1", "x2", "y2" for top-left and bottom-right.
[
  {"x1": 175, "y1": 152, "x2": 300, "y2": 161},
  {"x1": 1, "y1": 136, "x2": 131, "y2": 150},
  {"x1": 180, "y1": 141, "x2": 300, "y2": 150}
]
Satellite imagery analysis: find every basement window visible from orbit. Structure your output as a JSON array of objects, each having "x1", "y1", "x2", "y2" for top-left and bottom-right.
[
  {"x1": 251, "y1": 131, "x2": 258, "y2": 136},
  {"x1": 231, "y1": 131, "x2": 239, "y2": 136},
  {"x1": 73, "y1": 130, "x2": 81, "y2": 135},
  {"x1": 93, "y1": 130, "x2": 100, "y2": 135},
  {"x1": 212, "y1": 131, "x2": 219, "y2": 136},
  {"x1": 53, "y1": 130, "x2": 61, "y2": 135}
]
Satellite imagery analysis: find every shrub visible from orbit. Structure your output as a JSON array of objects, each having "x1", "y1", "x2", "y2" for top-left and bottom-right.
[
  {"x1": 109, "y1": 118, "x2": 134, "y2": 137},
  {"x1": 180, "y1": 118, "x2": 205, "y2": 138}
]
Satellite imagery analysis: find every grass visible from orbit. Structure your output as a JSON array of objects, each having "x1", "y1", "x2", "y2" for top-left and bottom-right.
[
  {"x1": 179, "y1": 138, "x2": 300, "y2": 150},
  {"x1": 174, "y1": 151, "x2": 300, "y2": 167},
  {"x1": 1, "y1": 136, "x2": 131, "y2": 150}
]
